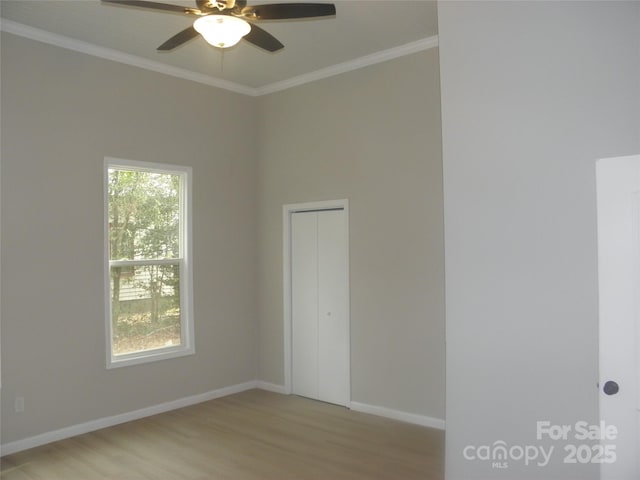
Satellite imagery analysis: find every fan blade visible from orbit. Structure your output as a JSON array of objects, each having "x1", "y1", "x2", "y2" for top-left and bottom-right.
[
  {"x1": 102, "y1": 0, "x2": 201, "y2": 15},
  {"x1": 158, "y1": 26, "x2": 199, "y2": 50},
  {"x1": 243, "y1": 24, "x2": 284, "y2": 52},
  {"x1": 241, "y1": 3, "x2": 335, "y2": 20}
]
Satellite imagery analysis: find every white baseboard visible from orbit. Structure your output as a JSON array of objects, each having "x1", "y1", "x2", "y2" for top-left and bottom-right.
[
  {"x1": 254, "y1": 381, "x2": 289, "y2": 395},
  {"x1": 0, "y1": 380, "x2": 258, "y2": 456},
  {"x1": 349, "y1": 401, "x2": 445, "y2": 430},
  {"x1": 1, "y1": 381, "x2": 444, "y2": 456}
]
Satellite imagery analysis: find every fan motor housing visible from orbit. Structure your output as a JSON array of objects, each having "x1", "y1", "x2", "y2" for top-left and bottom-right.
[{"x1": 196, "y1": 0, "x2": 237, "y2": 12}]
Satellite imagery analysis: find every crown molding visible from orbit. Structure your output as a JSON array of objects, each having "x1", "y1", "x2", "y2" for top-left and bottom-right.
[
  {"x1": 1, "y1": 18, "x2": 438, "y2": 97},
  {"x1": 255, "y1": 35, "x2": 439, "y2": 96},
  {"x1": 0, "y1": 19, "x2": 256, "y2": 96}
]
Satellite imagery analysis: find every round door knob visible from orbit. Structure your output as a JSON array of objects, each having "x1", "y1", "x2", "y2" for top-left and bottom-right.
[{"x1": 603, "y1": 380, "x2": 619, "y2": 396}]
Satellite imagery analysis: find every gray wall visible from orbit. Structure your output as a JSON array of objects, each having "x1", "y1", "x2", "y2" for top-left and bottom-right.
[
  {"x1": 439, "y1": 2, "x2": 640, "y2": 479},
  {"x1": 2, "y1": 34, "x2": 445, "y2": 445},
  {"x1": 1, "y1": 34, "x2": 259, "y2": 444},
  {"x1": 256, "y1": 49, "x2": 445, "y2": 420}
]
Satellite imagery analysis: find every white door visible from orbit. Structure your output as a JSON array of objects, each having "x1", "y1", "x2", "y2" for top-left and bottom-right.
[
  {"x1": 597, "y1": 154, "x2": 640, "y2": 480},
  {"x1": 291, "y1": 209, "x2": 349, "y2": 406}
]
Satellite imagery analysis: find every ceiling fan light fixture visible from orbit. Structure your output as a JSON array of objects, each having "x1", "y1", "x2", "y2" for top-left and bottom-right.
[{"x1": 193, "y1": 15, "x2": 250, "y2": 48}]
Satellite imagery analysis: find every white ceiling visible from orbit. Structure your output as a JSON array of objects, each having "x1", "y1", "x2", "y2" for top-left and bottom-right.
[{"x1": 0, "y1": 0, "x2": 438, "y2": 94}]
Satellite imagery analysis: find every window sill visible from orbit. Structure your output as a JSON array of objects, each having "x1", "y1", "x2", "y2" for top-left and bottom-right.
[{"x1": 107, "y1": 344, "x2": 195, "y2": 369}]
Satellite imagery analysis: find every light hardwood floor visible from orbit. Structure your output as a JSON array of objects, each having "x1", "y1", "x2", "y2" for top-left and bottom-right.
[{"x1": 0, "y1": 389, "x2": 444, "y2": 480}]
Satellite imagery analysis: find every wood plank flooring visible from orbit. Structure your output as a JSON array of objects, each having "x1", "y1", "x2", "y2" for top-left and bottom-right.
[{"x1": 0, "y1": 389, "x2": 444, "y2": 480}]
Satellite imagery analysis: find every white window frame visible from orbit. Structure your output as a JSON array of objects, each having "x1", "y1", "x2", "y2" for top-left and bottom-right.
[{"x1": 104, "y1": 157, "x2": 194, "y2": 369}]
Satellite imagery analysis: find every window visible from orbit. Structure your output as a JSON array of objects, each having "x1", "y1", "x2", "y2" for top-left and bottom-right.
[{"x1": 105, "y1": 158, "x2": 193, "y2": 368}]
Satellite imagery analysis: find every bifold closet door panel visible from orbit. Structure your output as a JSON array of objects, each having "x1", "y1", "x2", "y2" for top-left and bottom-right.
[
  {"x1": 317, "y1": 210, "x2": 349, "y2": 406},
  {"x1": 291, "y1": 212, "x2": 319, "y2": 400}
]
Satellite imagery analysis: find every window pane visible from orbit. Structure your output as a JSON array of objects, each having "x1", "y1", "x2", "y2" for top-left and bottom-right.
[
  {"x1": 110, "y1": 263, "x2": 181, "y2": 356},
  {"x1": 108, "y1": 169, "x2": 181, "y2": 261}
]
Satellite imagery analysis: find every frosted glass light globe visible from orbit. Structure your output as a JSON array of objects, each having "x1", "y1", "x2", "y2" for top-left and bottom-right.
[{"x1": 194, "y1": 15, "x2": 251, "y2": 48}]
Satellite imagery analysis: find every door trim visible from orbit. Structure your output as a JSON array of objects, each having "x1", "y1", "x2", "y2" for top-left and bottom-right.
[{"x1": 283, "y1": 199, "x2": 351, "y2": 405}]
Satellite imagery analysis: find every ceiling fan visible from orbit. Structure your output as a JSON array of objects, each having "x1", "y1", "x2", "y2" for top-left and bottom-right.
[{"x1": 102, "y1": 0, "x2": 336, "y2": 52}]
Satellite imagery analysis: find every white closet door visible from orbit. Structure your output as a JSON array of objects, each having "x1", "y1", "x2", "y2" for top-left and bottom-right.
[
  {"x1": 291, "y1": 212, "x2": 319, "y2": 400},
  {"x1": 317, "y1": 210, "x2": 349, "y2": 405},
  {"x1": 291, "y1": 209, "x2": 349, "y2": 406}
]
